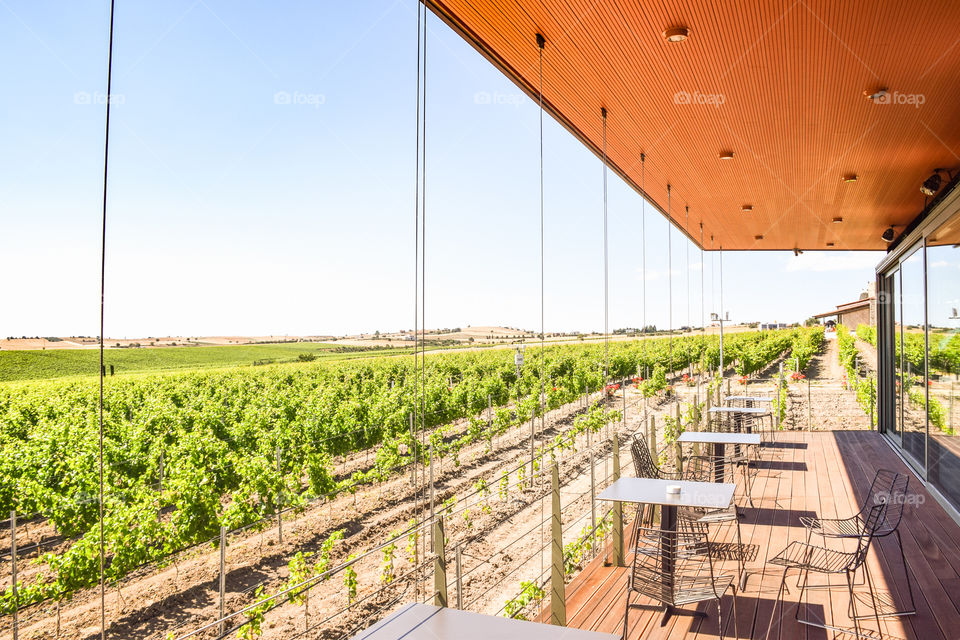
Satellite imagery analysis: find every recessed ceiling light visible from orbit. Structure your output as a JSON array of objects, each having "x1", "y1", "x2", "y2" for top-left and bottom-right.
[
  {"x1": 842, "y1": 174, "x2": 858, "y2": 183},
  {"x1": 663, "y1": 26, "x2": 690, "y2": 42},
  {"x1": 864, "y1": 87, "x2": 889, "y2": 102},
  {"x1": 754, "y1": 235, "x2": 764, "y2": 240},
  {"x1": 826, "y1": 242, "x2": 835, "y2": 247},
  {"x1": 718, "y1": 150, "x2": 735, "y2": 160},
  {"x1": 832, "y1": 217, "x2": 843, "y2": 223},
  {"x1": 741, "y1": 205, "x2": 753, "y2": 212}
]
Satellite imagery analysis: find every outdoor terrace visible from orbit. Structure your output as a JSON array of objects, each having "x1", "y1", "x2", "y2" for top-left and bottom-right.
[{"x1": 541, "y1": 430, "x2": 960, "y2": 640}]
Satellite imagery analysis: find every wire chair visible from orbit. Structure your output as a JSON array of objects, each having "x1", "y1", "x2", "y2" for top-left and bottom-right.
[
  {"x1": 798, "y1": 469, "x2": 915, "y2": 617},
  {"x1": 766, "y1": 503, "x2": 887, "y2": 640},
  {"x1": 623, "y1": 526, "x2": 738, "y2": 639},
  {"x1": 631, "y1": 435, "x2": 746, "y2": 585}
]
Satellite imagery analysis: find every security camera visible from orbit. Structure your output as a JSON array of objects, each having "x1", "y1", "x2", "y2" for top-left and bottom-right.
[{"x1": 881, "y1": 227, "x2": 895, "y2": 243}]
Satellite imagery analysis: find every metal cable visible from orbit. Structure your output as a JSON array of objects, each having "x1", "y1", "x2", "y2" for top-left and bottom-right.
[
  {"x1": 97, "y1": 2, "x2": 117, "y2": 637},
  {"x1": 536, "y1": 31, "x2": 546, "y2": 596},
  {"x1": 601, "y1": 107, "x2": 609, "y2": 381},
  {"x1": 667, "y1": 184, "x2": 673, "y2": 370}
]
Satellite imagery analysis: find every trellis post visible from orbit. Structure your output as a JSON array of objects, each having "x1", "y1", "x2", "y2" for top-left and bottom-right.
[
  {"x1": 11, "y1": 510, "x2": 17, "y2": 640},
  {"x1": 434, "y1": 516, "x2": 447, "y2": 607},
  {"x1": 550, "y1": 463, "x2": 566, "y2": 625},
  {"x1": 612, "y1": 433, "x2": 624, "y2": 567},
  {"x1": 219, "y1": 526, "x2": 227, "y2": 636}
]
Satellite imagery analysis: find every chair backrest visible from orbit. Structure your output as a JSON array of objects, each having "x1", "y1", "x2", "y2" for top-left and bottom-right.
[
  {"x1": 631, "y1": 435, "x2": 661, "y2": 480},
  {"x1": 868, "y1": 469, "x2": 909, "y2": 535},
  {"x1": 851, "y1": 503, "x2": 888, "y2": 569},
  {"x1": 629, "y1": 526, "x2": 723, "y2": 605}
]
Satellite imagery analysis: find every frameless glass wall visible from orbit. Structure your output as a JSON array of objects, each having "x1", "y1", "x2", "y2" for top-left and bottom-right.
[
  {"x1": 926, "y1": 213, "x2": 960, "y2": 507},
  {"x1": 881, "y1": 208, "x2": 960, "y2": 510},
  {"x1": 900, "y1": 249, "x2": 927, "y2": 465}
]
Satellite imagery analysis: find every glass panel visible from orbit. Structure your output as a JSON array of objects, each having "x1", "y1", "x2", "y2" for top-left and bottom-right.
[
  {"x1": 900, "y1": 248, "x2": 926, "y2": 467},
  {"x1": 891, "y1": 270, "x2": 901, "y2": 438},
  {"x1": 927, "y1": 211, "x2": 960, "y2": 507}
]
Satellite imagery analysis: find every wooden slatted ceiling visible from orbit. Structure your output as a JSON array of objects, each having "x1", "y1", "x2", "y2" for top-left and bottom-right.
[{"x1": 426, "y1": 0, "x2": 960, "y2": 250}]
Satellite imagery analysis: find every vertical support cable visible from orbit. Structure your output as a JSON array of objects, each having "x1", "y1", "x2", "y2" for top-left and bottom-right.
[
  {"x1": 98, "y1": 2, "x2": 117, "y2": 638},
  {"x1": 412, "y1": 0, "x2": 426, "y2": 596},
  {"x1": 601, "y1": 107, "x2": 609, "y2": 383},
  {"x1": 700, "y1": 222, "x2": 705, "y2": 380},
  {"x1": 535, "y1": 30, "x2": 547, "y2": 599},
  {"x1": 640, "y1": 154, "x2": 647, "y2": 394},
  {"x1": 685, "y1": 207, "x2": 690, "y2": 325},
  {"x1": 685, "y1": 205, "x2": 690, "y2": 372},
  {"x1": 667, "y1": 184, "x2": 673, "y2": 370}
]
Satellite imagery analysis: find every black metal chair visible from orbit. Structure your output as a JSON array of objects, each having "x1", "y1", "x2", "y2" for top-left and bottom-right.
[
  {"x1": 631, "y1": 435, "x2": 746, "y2": 585},
  {"x1": 798, "y1": 469, "x2": 915, "y2": 617},
  {"x1": 622, "y1": 526, "x2": 738, "y2": 639},
  {"x1": 766, "y1": 503, "x2": 887, "y2": 640}
]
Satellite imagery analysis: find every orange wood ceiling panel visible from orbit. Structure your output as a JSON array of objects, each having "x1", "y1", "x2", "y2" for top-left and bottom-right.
[{"x1": 426, "y1": 0, "x2": 960, "y2": 250}]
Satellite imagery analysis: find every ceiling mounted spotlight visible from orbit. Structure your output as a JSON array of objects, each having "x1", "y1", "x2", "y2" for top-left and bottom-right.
[
  {"x1": 718, "y1": 150, "x2": 735, "y2": 160},
  {"x1": 921, "y1": 168, "x2": 952, "y2": 196},
  {"x1": 842, "y1": 174, "x2": 858, "y2": 183},
  {"x1": 832, "y1": 217, "x2": 843, "y2": 224},
  {"x1": 663, "y1": 26, "x2": 690, "y2": 42},
  {"x1": 793, "y1": 248, "x2": 803, "y2": 256},
  {"x1": 741, "y1": 204, "x2": 753, "y2": 212},
  {"x1": 881, "y1": 227, "x2": 896, "y2": 243},
  {"x1": 863, "y1": 87, "x2": 889, "y2": 102}
]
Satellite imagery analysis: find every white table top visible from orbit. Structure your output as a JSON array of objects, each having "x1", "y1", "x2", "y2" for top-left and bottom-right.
[
  {"x1": 725, "y1": 395, "x2": 774, "y2": 403},
  {"x1": 353, "y1": 603, "x2": 618, "y2": 640},
  {"x1": 677, "y1": 431, "x2": 762, "y2": 446},
  {"x1": 597, "y1": 477, "x2": 736, "y2": 509},
  {"x1": 708, "y1": 406, "x2": 768, "y2": 414}
]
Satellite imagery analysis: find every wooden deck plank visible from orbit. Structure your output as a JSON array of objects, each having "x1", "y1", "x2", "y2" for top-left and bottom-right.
[{"x1": 543, "y1": 430, "x2": 960, "y2": 640}]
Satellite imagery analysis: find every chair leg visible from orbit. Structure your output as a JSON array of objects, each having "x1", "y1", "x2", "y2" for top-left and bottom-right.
[
  {"x1": 864, "y1": 560, "x2": 883, "y2": 635},
  {"x1": 765, "y1": 569, "x2": 788, "y2": 640},
  {"x1": 716, "y1": 597, "x2": 723, "y2": 640},
  {"x1": 622, "y1": 591, "x2": 630, "y2": 640},
  {"x1": 797, "y1": 527, "x2": 813, "y2": 588},
  {"x1": 847, "y1": 569, "x2": 862, "y2": 640},
  {"x1": 895, "y1": 528, "x2": 917, "y2": 615},
  {"x1": 734, "y1": 516, "x2": 745, "y2": 589}
]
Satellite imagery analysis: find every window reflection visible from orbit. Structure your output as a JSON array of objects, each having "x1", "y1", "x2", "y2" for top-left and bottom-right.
[
  {"x1": 927, "y1": 212, "x2": 960, "y2": 508},
  {"x1": 900, "y1": 249, "x2": 927, "y2": 466}
]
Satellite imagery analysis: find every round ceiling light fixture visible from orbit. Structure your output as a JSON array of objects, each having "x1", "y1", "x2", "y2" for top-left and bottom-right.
[
  {"x1": 754, "y1": 235, "x2": 764, "y2": 240},
  {"x1": 741, "y1": 204, "x2": 753, "y2": 212},
  {"x1": 832, "y1": 217, "x2": 843, "y2": 224},
  {"x1": 826, "y1": 242, "x2": 836, "y2": 247},
  {"x1": 663, "y1": 26, "x2": 690, "y2": 42},
  {"x1": 718, "y1": 150, "x2": 735, "y2": 160},
  {"x1": 842, "y1": 173, "x2": 858, "y2": 183}
]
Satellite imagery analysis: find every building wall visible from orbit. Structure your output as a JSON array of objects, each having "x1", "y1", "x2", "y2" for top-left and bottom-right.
[{"x1": 838, "y1": 306, "x2": 871, "y2": 328}]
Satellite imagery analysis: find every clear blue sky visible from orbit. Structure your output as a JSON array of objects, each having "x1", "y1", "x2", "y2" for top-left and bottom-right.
[{"x1": 1, "y1": 1, "x2": 884, "y2": 338}]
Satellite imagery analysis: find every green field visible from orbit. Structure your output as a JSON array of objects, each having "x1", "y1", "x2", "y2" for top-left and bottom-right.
[{"x1": 0, "y1": 342, "x2": 416, "y2": 382}]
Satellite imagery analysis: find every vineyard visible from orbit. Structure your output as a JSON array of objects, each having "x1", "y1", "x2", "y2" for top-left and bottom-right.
[{"x1": 0, "y1": 327, "x2": 819, "y2": 631}]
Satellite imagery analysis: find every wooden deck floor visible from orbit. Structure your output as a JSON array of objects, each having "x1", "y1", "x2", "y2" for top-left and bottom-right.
[{"x1": 540, "y1": 430, "x2": 960, "y2": 640}]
